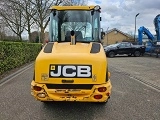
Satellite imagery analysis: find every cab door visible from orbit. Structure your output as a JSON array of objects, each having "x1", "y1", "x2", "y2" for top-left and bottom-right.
[{"x1": 117, "y1": 43, "x2": 133, "y2": 54}]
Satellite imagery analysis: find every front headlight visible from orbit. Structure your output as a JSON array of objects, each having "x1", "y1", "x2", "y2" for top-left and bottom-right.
[{"x1": 104, "y1": 48, "x2": 110, "y2": 51}]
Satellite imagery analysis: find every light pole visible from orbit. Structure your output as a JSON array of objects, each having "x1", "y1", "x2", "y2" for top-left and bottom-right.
[
  {"x1": 134, "y1": 13, "x2": 140, "y2": 43},
  {"x1": 106, "y1": 27, "x2": 109, "y2": 45}
]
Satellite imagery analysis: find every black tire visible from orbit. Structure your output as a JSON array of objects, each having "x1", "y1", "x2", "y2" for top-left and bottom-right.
[
  {"x1": 41, "y1": 101, "x2": 51, "y2": 104},
  {"x1": 41, "y1": 101, "x2": 47, "y2": 103},
  {"x1": 128, "y1": 54, "x2": 132, "y2": 56},
  {"x1": 134, "y1": 51, "x2": 141, "y2": 57},
  {"x1": 156, "y1": 53, "x2": 158, "y2": 58},
  {"x1": 108, "y1": 51, "x2": 115, "y2": 58}
]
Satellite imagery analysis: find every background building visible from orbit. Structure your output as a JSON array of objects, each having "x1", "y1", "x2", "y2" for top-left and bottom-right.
[{"x1": 102, "y1": 28, "x2": 134, "y2": 46}]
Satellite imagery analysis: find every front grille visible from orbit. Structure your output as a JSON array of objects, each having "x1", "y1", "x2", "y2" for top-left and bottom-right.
[{"x1": 46, "y1": 84, "x2": 94, "y2": 89}]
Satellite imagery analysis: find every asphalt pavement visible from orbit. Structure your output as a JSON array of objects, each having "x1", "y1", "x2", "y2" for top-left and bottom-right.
[
  {"x1": 0, "y1": 56, "x2": 160, "y2": 120},
  {"x1": 108, "y1": 55, "x2": 160, "y2": 90}
]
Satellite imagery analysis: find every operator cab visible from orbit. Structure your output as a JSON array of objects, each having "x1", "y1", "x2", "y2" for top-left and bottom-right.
[{"x1": 49, "y1": 6, "x2": 102, "y2": 43}]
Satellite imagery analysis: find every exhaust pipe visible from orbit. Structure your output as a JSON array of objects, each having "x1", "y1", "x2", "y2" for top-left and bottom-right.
[{"x1": 70, "y1": 30, "x2": 76, "y2": 45}]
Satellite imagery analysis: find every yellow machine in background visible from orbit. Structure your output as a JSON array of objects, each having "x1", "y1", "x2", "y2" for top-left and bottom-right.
[{"x1": 31, "y1": 5, "x2": 112, "y2": 103}]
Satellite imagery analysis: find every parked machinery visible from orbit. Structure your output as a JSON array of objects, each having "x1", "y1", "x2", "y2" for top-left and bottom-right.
[
  {"x1": 138, "y1": 26, "x2": 155, "y2": 52},
  {"x1": 154, "y1": 14, "x2": 160, "y2": 57},
  {"x1": 154, "y1": 14, "x2": 160, "y2": 41},
  {"x1": 138, "y1": 14, "x2": 160, "y2": 54},
  {"x1": 31, "y1": 5, "x2": 112, "y2": 103}
]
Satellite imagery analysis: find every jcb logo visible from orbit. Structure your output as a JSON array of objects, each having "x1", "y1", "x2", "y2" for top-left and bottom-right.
[{"x1": 49, "y1": 65, "x2": 92, "y2": 78}]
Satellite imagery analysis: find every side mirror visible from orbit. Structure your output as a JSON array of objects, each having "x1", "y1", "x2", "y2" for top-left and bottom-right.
[
  {"x1": 101, "y1": 32, "x2": 105, "y2": 39},
  {"x1": 101, "y1": 28, "x2": 105, "y2": 39}
]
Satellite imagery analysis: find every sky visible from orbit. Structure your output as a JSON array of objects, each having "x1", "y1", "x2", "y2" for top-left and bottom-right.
[
  {"x1": 87, "y1": 0, "x2": 160, "y2": 36},
  {"x1": 22, "y1": 0, "x2": 160, "y2": 39}
]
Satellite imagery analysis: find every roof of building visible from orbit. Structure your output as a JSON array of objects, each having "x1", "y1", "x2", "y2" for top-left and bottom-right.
[{"x1": 106, "y1": 28, "x2": 133, "y2": 38}]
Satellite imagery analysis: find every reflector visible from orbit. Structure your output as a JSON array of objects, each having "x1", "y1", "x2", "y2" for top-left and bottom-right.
[
  {"x1": 33, "y1": 86, "x2": 42, "y2": 91},
  {"x1": 94, "y1": 95, "x2": 102, "y2": 99},
  {"x1": 98, "y1": 87, "x2": 107, "y2": 92}
]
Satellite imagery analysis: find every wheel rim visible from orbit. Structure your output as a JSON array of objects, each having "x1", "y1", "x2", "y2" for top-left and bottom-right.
[
  {"x1": 135, "y1": 51, "x2": 140, "y2": 56},
  {"x1": 109, "y1": 52, "x2": 115, "y2": 57}
]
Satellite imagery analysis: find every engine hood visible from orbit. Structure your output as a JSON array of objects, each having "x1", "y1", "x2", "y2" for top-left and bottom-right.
[
  {"x1": 39, "y1": 42, "x2": 103, "y2": 58},
  {"x1": 34, "y1": 42, "x2": 107, "y2": 84},
  {"x1": 132, "y1": 45, "x2": 145, "y2": 48},
  {"x1": 104, "y1": 46, "x2": 116, "y2": 51},
  {"x1": 45, "y1": 42, "x2": 92, "y2": 53}
]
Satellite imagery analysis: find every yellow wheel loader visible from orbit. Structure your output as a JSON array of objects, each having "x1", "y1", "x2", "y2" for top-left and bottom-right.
[{"x1": 31, "y1": 5, "x2": 112, "y2": 103}]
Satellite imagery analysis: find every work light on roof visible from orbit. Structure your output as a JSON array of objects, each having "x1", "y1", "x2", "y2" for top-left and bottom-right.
[{"x1": 94, "y1": 5, "x2": 101, "y2": 10}]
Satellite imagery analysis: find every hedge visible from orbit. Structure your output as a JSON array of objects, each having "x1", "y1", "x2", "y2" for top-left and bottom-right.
[{"x1": 0, "y1": 41, "x2": 41, "y2": 75}]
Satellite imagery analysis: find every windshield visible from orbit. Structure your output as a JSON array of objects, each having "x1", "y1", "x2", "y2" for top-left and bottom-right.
[
  {"x1": 49, "y1": 10, "x2": 101, "y2": 42},
  {"x1": 107, "y1": 43, "x2": 121, "y2": 47}
]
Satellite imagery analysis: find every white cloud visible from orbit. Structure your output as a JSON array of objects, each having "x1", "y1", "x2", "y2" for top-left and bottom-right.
[
  {"x1": 22, "y1": 0, "x2": 160, "y2": 39},
  {"x1": 88, "y1": 0, "x2": 160, "y2": 36}
]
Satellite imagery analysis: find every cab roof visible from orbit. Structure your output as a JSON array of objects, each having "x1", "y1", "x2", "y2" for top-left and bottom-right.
[{"x1": 49, "y1": 6, "x2": 95, "y2": 10}]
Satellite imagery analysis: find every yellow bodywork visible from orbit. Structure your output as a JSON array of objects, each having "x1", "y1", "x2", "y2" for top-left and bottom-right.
[
  {"x1": 31, "y1": 80, "x2": 111, "y2": 102},
  {"x1": 31, "y1": 42, "x2": 112, "y2": 102},
  {"x1": 31, "y1": 5, "x2": 112, "y2": 103},
  {"x1": 49, "y1": 6, "x2": 95, "y2": 10}
]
